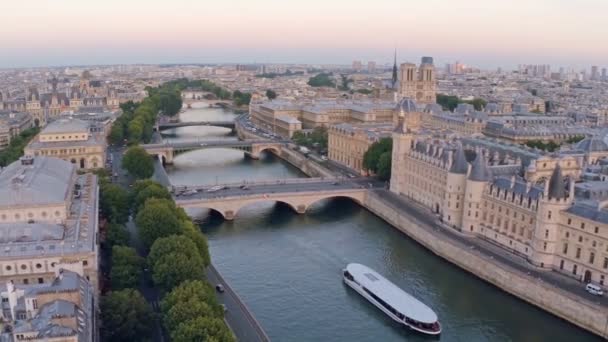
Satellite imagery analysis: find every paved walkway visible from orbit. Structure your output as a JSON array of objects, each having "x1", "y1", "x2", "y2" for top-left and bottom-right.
[
  {"x1": 205, "y1": 265, "x2": 270, "y2": 342},
  {"x1": 375, "y1": 189, "x2": 608, "y2": 307}
]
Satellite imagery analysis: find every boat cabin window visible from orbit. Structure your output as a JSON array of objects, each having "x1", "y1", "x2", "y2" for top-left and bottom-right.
[{"x1": 343, "y1": 270, "x2": 354, "y2": 281}]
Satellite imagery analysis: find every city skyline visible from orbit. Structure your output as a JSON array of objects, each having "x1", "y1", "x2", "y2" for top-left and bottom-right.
[{"x1": 2, "y1": 0, "x2": 608, "y2": 69}]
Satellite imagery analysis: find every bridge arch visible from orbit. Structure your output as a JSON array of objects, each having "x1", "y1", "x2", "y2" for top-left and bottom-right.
[{"x1": 192, "y1": 199, "x2": 300, "y2": 220}]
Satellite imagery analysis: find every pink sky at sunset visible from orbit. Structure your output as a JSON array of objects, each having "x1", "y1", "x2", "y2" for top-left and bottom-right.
[{"x1": 1, "y1": 0, "x2": 607, "y2": 68}]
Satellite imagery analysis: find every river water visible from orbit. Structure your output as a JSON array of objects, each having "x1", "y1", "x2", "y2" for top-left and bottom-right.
[{"x1": 162, "y1": 103, "x2": 600, "y2": 342}]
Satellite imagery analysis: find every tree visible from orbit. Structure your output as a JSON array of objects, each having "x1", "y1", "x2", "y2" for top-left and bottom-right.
[
  {"x1": 171, "y1": 317, "x2": 235, "y2": 342},
  {"x1": 134, "y1": 183, "x2": 172, "y2": 212},
  {"x1": 105, "y1": 223, "x2": 130, "y2": 248},
  {"x1": 363, "y1": 138, "x2": 392, "y2": 174},
  {"x1": 338, "y1": 74, "x2": 353, "y2": 91},
  {"x1": 164, "y1": 299, "x2": 218, "y2": 332},
  {"x1": 181, "y1": 220, "x2": 211, "y2": 267},
  {"x1": 377, "y1": 152, "x2": 392, "y2": 181},
  {"x1": 110, "y1": 246, "x2": 144, "y2": 290},
  {"x1": 307, "y1": 73, "x2": 335, "y2": 87},
  {"x1": 136, "y1": 199, "x2": 183, "y2": 249},
  {"x1": 122, "y1": 146, "x2": 154, "y2": 179},
  {"x1": 108, "y1": 123, "x2": 125, "y2": 145},
  {"x1": 265, "y1": 89, "x2": 277, "y2": 100},
  {"x1": 100, "y1": 183, "x2": 130, "y2": 224},
  {"x1": 100, "y1": 289, "x2": 155, "y2": 342},
  {"x1": 464, "y1": 97, "x2": 487, "y2": 111},
  {"x1": 436, "y1": 94, "x2": 461, "y2": 111},
  {"x1": 161, "y1": 280, "x2": 220, "y2": 314},
  {"x1": 148, "y1": 235, "x2": 205, "y2": 292}
]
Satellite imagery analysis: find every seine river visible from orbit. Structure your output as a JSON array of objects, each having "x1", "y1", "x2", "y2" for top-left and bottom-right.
[{"x1": 162, "y1": 103, "x2": 600, "y2": 342}]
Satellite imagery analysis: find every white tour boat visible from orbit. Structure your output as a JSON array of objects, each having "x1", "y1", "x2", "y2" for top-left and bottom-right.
[{"x1": 343, "y1": 263, "x2": 441, "y2": 335}]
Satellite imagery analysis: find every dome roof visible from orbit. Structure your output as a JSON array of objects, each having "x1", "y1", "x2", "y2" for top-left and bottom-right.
[
  {"x1": 576, "y1": 137, "x2": 608, "y2": 152},
  {"x1": 396, "y1": 98, "x2": 417, "y2": 113}
]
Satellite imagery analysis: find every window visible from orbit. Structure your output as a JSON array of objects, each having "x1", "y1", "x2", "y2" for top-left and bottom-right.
[
  {"x1": 576, "y1": 248, "x2": 581, "y2": 259},
  {"x1": 32, "y1": 299, "x2": 38, "y2": 309},
  {"x1": 566, "y1": 232, "x2": 570, "y2": 238},
  {"x1": 579, "y1": 236, "x2": 583, "y2": 243},
  {"x1": 604, "y1": 258, "x2": 608, "y2": 269},
  {"x1": 563, "y1": 243, "x2": 568, "y2": 254},
  {"x1": 573, "y1": 264, "x2": 578, "y2": 275},
  {"x1": 548, "y1": 211, "x2": 552, "y2": 219},
  {"x1": 35, "y1": 263, "x2": 42, "y2": 269},
  {"x1": 545, "y1": 230, "x2": 549, "y2": 238},
  {"x1": 560, "y1": 259, "x2": 564, "y2": 270},
  {"x1": 595, "y1": 227, "x2": 600, "y2": 234},
  {"x1": 20, "y1": 264, "x2": 27, "y2": 270},
  {"x1": 543, "y1": 242, "x2": 547, "y2": 251},
  {"x1": 22, "y1": 279, "x2": 28, "y2": 285},
  {"x1": 82, "y1": 260, "x2": 88, "y2": 266},
  {"x1": 567, "y1": 218, "x2": 572, "y2": 225},
  {"x1": 590, "y1": 252, "x2": 596, "y2": 264},
  {"x1": 581, "y1": 223, "x2": 585, "y2": 229},
  {"x1": 5, "y1": 265, "x2": 11, "y2": 271}
]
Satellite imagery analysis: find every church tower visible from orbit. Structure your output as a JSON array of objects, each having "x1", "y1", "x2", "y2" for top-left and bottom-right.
[
  {"x1": 398, "y1": 57, "x2": 436, "y2": 105},
  {"x1": 389, "y1": 109, "x2": 413, "y2": 195},
  {"x1": 530, "y1": 164, "x2": 573, "y2": 269}
]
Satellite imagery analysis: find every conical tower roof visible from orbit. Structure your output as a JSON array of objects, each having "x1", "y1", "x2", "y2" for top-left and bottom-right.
[
  {"x1": 449, "y1": 145, "x2": 468, "y2": 174},
  {"x1": 547, "y1": 164, "x2": 566, "y2": 199},
  {"x1": 469, "y1": 151, "x2": 492, "y2": 181}
]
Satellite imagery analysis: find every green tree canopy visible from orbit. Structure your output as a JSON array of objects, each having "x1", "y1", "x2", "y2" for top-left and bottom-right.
[
  {"x1": 171, "y1": 317, "x2": 235, "y2": 342},
  {"x1": 164, "y1": 299, "x2": 219, "y2": 332},
  {"x1": 122, "y1": 146, "x2": 154, "y2": 179},
  {"x1": 307, "y1": 73, "x2": 336, "y2": 87},
  {"x1": 134, "y1": 183, "x2": 172, "y2": 212},
  {"x1": 148, "y1": 235, "x2": 205, "y2": 292},
  {"x1": 266, "y1": 89, "x2": 277, "y2": 100},
  {"x1": 377, "y1": 152, "x2": 392, "y2": 181},
  {"x1": 105, "y1": 223, "x2": 130, "y2": 248},
  {"x1": 180, "y1": 220, "x2": 211, "y2": 267},
  {"x1": 99, "y1": 183, "x2": 130, "y2": 224},
  {"x1": 135, "y1": 198, "x2": 183, "y2": 248},
  {"x1": 363, "y1": 138, "x2": 393, "y2": 174},
  {"x1": 100, "y1": 289, "x2": 155, "y2": 342},
  {"x1": 110, "y1": 246, "x2": 144, "y2": 290},
  {"x1": 161, "y1": 280, "x2": 219, "y2": 314}
]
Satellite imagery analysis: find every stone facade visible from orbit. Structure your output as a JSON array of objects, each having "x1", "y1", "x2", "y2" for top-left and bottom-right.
[
  {"x1": 390, "y1": 116, "x2": 608, "y2": 286},
  {"x1": 398, "y1": 57, "x2": 437, "y2": 105},
  {"x1": 24, "y1": 117, "x2": 106, "y2": 169}
]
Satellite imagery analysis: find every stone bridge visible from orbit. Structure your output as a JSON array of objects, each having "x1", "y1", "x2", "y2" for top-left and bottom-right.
[
  {"x1": 156, "y1": 121, "x2": 235, "y2": 131},
  {"x1": 142, "y1": 139, "x2": 285, "y2": 164},
  {"x1": 174, "y1": 178, "x2": 371, "y2": 220}
]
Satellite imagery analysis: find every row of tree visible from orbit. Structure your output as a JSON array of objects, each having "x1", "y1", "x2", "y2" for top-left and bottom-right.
[
  {"x1": 108, "y1": 81, "x2": 185, "y2": 146},
  {"x1": 291, "y1": 127, "x2": 328, "y2": 151},
  {"x1": 436, "y1": 94, "x2": 487, "y2": 111},
  {"x1": 523, "y1": 136, "x2": 584, "y2": 152},
  {"x1": 362, "y1": 138, "x2": 392, "y2": 181},
  {"x1": 0, "y1": 127, "x2": 40, "y2": 167},
  {"x1": 307, "y1": 73, "x2": 336, "y2": 87}
]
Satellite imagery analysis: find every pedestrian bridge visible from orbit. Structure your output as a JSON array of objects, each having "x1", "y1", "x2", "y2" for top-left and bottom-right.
[
  {"x1": 174, "y1": 178, "x2": 370, "y2": 220},
  {"x1": 156, "y1": 121, "x2": 235, "y2": 131},
  {"x1": 142, "y1": 139, "x2": 284, "y2": 164}
]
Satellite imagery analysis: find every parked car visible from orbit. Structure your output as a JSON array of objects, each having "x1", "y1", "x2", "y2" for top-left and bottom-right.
[
  {"x1": 216, "y1": 284, "x2": 225, "y2": 293},
  {"x1": 586, "y1": 283, "x2": 604, "y2": 296}
]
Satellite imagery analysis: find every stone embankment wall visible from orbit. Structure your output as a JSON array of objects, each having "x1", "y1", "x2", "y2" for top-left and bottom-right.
[
  {"x1": 236, "y1": 123, "x2": 335, "y2": 178},
  {"x1": 277, "y1": 147, "x2": 335, "y2": 178},
  {"x1": 363, "y1": 191, "x2": 608, "y2": 339}
]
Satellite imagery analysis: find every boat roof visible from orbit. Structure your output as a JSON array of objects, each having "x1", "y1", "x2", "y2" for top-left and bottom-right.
[{"x1": 346, "y1": 263, "x2": 438, "y2": 324}]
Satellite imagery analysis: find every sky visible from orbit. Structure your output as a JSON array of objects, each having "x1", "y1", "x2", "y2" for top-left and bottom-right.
[{"x1": 1, "y1": 0, "x2": 607, "y2": 69}]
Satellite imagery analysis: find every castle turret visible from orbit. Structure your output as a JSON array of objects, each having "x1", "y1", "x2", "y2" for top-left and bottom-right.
[
  {"x1": 530, "y1": 164, "x2": 572, "y2": 269},
  {"x1": 462, "y1": 150, "x2": 492, "y2": 235},
  {"x1": 442, "y1": 144, "x2": 468, "y2": 228},
  {"x1": 389, "y1": 110, "x2": 413, "y2": 195}
]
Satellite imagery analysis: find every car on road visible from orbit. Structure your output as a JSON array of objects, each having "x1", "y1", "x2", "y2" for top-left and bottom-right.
[
  {"x1": 216, "y1": 284, "x2": 225, "y2": 293},
  {"x1": 332, "y1": 181, "x2": 340, "y2": 185},
  {"x1": 586, "y1": 283, "x2": 604, "y2": 296}
]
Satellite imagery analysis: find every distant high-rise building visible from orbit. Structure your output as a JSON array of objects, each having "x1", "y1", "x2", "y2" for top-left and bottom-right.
[
  {"x1": 367, "y1": 61, "x2": 376, "y2": 73},
  {"x1": 602, "y1": 68, "x2": 607, "y2": 81},
  {"x1": 398, "y1": 57, "x2": 436, "y2": 104},
  {"x1": 591, "y1": 66, "x2": 599, "y2": 80},
  {"x1": 352, "y1": 60, "x2": 363, "y2": 72}
]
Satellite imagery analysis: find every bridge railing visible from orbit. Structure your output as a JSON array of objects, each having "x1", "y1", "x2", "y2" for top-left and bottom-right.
[
  {"x1": 143, "y1": 139, "x2": 282, "y2": 149},
  {"x1": 172, "y1": 177, "x2": 338, "y2": 192}
]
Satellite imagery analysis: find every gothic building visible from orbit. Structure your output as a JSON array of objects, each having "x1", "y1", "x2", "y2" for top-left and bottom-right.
[
  {"x1": 391, "y1": 111, "x2": 608, "y2": 286},
  {"x1": 398, "y1": 57, "x2": 437, "y2": 105}
]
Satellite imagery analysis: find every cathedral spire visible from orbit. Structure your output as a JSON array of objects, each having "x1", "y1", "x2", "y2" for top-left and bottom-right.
[{"x1": 391, "y1": 48, "x2": 398, "y2": 89}]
